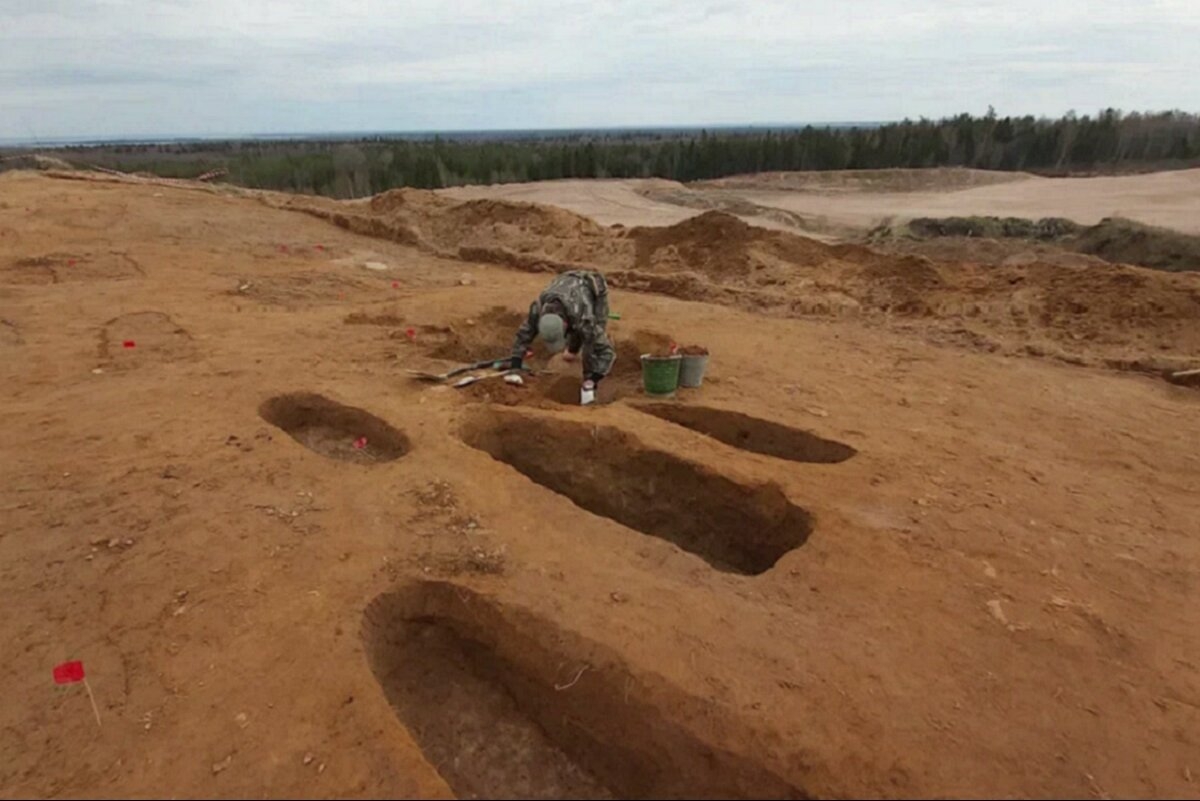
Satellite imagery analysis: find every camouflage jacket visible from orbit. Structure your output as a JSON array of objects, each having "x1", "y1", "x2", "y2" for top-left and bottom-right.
[{"x1": 511, "y1": 270, "x2": 615, "y2": 378}]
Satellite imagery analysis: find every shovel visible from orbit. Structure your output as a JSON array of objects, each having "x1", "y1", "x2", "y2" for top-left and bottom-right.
[
  {"x1": 451, "y1": 370, "x2": 524, "y2": 388},
  {"x1": 406, "y1": 356, "x2": 510, "y2": 382}
]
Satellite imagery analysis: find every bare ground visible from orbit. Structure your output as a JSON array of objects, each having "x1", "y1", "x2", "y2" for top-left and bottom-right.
[{"x1": 1, "y1": 169, "x2": 1199, "y2": 800}]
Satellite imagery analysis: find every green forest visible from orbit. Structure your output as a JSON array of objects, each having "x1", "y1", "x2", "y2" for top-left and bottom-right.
[{"x1": 41, "y1": 109, "x2": 1200, "y2": 198}]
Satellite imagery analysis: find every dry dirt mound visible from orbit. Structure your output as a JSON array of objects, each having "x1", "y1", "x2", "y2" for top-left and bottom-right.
[
  {"x1": 367, "y1": 188, "x2": 449, "y2": 215},
  {"x1": 282, "y1": 184, "x2": 1200, "y2": 372},
  {"x1": 629, "y1": 211, "x2": 836, "y2": 279},
  {"x1": 442, "y1": 199, "x2": 606, "y2": 239}
]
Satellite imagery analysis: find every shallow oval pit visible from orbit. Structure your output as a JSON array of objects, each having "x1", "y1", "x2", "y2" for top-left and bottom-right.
[
  {"x1": 259, "y1": 392, "x2": 409, "y2": 464},
  {"x1": 461, "y1": 413, "x2": 812, "y2": 575},
  {"x1": 362, "y1": 581, "x2": 805, "y2": 800},
  {"x1": 634, "y1": 404, "x2": 857, "y2": 464}
]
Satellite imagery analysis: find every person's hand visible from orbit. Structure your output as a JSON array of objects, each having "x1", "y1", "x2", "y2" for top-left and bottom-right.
[{"x1": 561, "y1": 351, "x2": 578, "y2": 363}]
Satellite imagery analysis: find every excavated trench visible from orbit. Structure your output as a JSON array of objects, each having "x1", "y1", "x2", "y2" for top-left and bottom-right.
[
  {"x1": 258, "y1": 392, "x2": 409, "y2": 464},
  {"x1": 362, "y1": 581, "x2": 805, "y2": 799},
  {"x1": 461, "y1": 413, "x2": 812, "y2": 575},
  {"x1": 635, "y1": 404, "x2": 857, "y2": 464}
]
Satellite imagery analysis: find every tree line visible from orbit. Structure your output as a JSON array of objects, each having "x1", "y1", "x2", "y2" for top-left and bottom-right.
[{"x1": 43, "y1": 109, "x2": 1200, "y2": 198}]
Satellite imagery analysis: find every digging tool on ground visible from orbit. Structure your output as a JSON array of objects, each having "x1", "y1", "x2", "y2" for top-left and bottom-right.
[
  {"x1": 451, "y1": 370, "x2": 524, "y2": 388},
  {"x1": 405, "y1": 356, "x2": 510, "y2": 382}
]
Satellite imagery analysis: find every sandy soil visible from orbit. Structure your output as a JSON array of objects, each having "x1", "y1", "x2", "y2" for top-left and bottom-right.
[
  {"x1": 2, "y1": 170, "x2": 1199, "y2": 799},
  {"x1": 443, "y1": 168, "x2": 1200, "y2": 236}
]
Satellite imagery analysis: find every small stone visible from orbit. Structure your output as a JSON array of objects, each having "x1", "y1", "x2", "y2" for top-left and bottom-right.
[
  {"x1": 107, "y1": 538, "x2": 121, "y2": 549},
  {"x1": 234, "y1": 712, "x2": 249, "y2": 729},
  {"x1": 303, "y1": 752, "x2": 314, "y2": 766},
  {"x1": 62, "y1": 472, "x2": 71, "y2": 478},
  {"x1": 123, "y1": 538, "x2": 134, "y2": 547},
  {"x1": 609, "y1": 591, "x2": 628, "y2": 603},
  {"x1": 211, "y1": 754, "x2": 233, "y2": 774},
  {"x1": 90, "y1": 536, "x2": 108, "y2": 546},
  {"x1": 176, "y1": 590, "x2": 189, "y2": 601},
  {"x1": 91, "y1": 368, "x2": 103, "y2": 374},
  {"x1": 983, "y1": 562, "x2": 998, "y2": 579},
  {"x1": 459, "y1": 276, "x2": 474, "y2": 286},
  {"x1": 317, "y1": 763, "x2": 326, "y2": 774}
]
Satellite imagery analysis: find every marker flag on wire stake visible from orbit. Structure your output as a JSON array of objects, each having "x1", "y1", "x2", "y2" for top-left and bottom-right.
[{"x1": 52, "y1": 660, "x2": 102, "y2": 727}]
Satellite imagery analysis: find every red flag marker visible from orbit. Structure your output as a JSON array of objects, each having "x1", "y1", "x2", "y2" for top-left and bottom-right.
[
  {"x1": 278, "y1": 244, "x2": 289, "y2": 253},
  {"x1": 669, "y1": 341, "x2": 679, "y2": 355},
  {"x1": 67, "y1": 259, "x2": 77, "y2": 267},
  {"x1": 314, "y1": 244, "x2": 324, "y2": 251},
  {"x1": 52, "y1": 661, "x2": 101, "y2": 727},
  {"x1": 353, "y1": 436, "x2": 367, "y2": 449},
  {"x1": 122, "y1": 340, "x2": 136, "y2": 349},
  {"x1": 53, "y1": 660, "x2": 85, "y2": 684},
  {"x1": 391, "y1": 281, "x2": 399, "y2": 289},
  {"x1": 405, "y1": 327, "x2": 416, "y2": 341}
]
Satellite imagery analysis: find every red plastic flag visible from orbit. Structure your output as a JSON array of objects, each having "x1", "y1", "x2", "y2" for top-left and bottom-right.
[
  {"x1": 53, "y1": 660, "x2": 85, "y2": 684},
  {"x1": 391, "y1": 281, "x2": 399, "y2": 289},
  {"x1": 314, "y1": 244, "x2": 324, "y2": 251},
  {"x1": 353, "y1": 436, "x2": 367, "y2": 449},
  {"x1": 278, "y1": 244, "x2": 289, "y2": 253},
  {"x1": 67, "y1": 259, "x2": 77, "y2": 267},
  {"x1": 405, "y1": 327, "x2": 416, "y2": 341},
  {"x1": 122, "y1": 340, "x2": 136, "y2": 349}
]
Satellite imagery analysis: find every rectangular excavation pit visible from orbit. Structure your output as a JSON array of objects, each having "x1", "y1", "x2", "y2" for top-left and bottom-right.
[
  {"x1": 363, "y1": 581, "x2": 805, "y2": 800},
  {"x1": 461, "y1": 413, "x2": 812, "y2": 575},
  {"x1": 634, "y1": 404, "x2": 857, "y2": 464},
  {"x1": 259, "y1": 392, "x2": 410, "y2": 463}
]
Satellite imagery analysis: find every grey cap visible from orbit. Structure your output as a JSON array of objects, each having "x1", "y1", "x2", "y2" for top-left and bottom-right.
[{"x1": 538, "y1": 313, "x2": 567, "y2": 353}]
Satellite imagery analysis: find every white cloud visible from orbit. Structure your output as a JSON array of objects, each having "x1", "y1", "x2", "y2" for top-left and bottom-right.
[{"x1": 1, "y1": 0, "x2": 1198, "y2": 139}]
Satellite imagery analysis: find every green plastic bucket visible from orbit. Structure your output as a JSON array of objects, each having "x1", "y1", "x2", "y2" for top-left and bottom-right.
[{"x1": 641, "y1": 354, "x2": 682, "y2": 397}]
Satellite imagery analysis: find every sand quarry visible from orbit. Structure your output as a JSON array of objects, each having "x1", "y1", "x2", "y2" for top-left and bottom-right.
[{"x1": 1, "y1": 167, "x2": 1199, "y2": 799}]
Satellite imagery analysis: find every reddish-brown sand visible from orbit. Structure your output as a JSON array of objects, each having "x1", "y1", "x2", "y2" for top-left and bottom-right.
[{"x1": 1, "y1": 169, "x2": 1198, "y2": 799}]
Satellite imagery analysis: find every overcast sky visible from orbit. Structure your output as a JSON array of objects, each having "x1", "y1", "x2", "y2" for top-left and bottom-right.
[{"x1": 2, "y1": 0, "x2": 1199, "y2": 140}]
